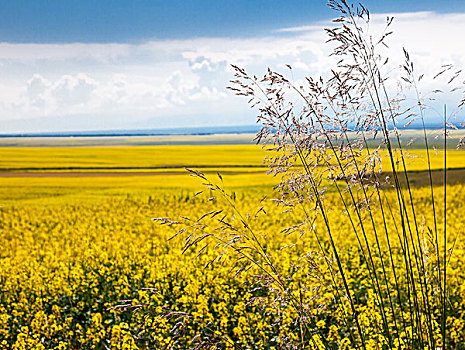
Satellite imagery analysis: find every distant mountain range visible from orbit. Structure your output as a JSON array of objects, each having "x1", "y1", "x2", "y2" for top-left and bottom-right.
[
  {"x1": 0, "y1": 125, "x2": 262, "y2": 138},
  {"x1": 0, "y1": 121, "x2": 462, "y2": 138}
]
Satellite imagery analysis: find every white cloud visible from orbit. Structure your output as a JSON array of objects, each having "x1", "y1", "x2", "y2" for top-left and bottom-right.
[
  {"x1": 25, "y1": 74, "x2": 51, "y2": 109},
  {"x1": 275, "y1": 25, "x2": 323, "y2": 33},
  {"x1": 0, "y1": 42, "x2": 133, "y2": 63},
  {"x1": 189, "y1": 87, "x2": 226, "y2": 102},
  {"x1": 53, "y1": 74, "x2": 98, "y2": 106},
  {"x1": 0, "y1": 10, "x2": 465, "y2": 132}
]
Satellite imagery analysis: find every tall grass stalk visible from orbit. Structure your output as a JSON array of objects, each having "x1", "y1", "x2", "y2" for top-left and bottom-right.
[
  {"x1": 150, "y1": 1, "x2": 464, "y2": 348},
  {"x1": 443, "y1": 104, "x2": 447, "y2": 350}
]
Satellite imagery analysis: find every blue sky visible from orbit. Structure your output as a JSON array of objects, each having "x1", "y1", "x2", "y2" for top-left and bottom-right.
[
  {"x1": 1, "y1": 0, "x2": 465, "y2": 133},
  {"x1": 2, "y1": 0, "x2": 465, "y2": 43}
]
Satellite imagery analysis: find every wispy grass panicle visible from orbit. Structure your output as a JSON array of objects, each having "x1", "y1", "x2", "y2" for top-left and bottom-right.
[{"x1": 147, "y1": 1, "x2": 465, "y2": 349}]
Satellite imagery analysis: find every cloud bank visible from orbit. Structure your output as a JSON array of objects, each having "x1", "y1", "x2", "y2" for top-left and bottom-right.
[{"x1": 1, "y1": 11, "x2": 465, "y2": 132}]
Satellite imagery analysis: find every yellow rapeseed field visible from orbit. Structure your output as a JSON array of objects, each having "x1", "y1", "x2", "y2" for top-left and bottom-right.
[
  {"x1": 1, "y1": 146, "x2": 464, "y2": 172},
  {"x1": 0, "y1": 145, "x2": 464, "y2": 349}
]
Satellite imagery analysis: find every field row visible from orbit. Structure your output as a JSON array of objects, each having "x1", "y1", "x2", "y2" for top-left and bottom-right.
[{"x1": 0, "y1": 146, "x2": 464, "y2": 174}]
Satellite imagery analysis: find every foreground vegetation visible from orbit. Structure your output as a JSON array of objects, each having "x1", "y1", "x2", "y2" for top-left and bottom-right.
[{"x1": 0, "y1": 146, "x2": 464, "y2": 349}]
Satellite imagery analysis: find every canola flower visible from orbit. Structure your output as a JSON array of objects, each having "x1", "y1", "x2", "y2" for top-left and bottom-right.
[{"x1": 0, "y1": 174, "x2": 464, "y2": 349}]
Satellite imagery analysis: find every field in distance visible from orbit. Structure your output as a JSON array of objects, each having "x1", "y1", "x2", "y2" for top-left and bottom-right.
[{"x1": 0, "y1": 132, "x2": 465, "y2": 189}]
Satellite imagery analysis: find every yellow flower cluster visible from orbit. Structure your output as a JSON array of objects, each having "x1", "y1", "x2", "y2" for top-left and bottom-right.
[{"x1": 0, "y1": 173, "x2": 464, "y2": 349}]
